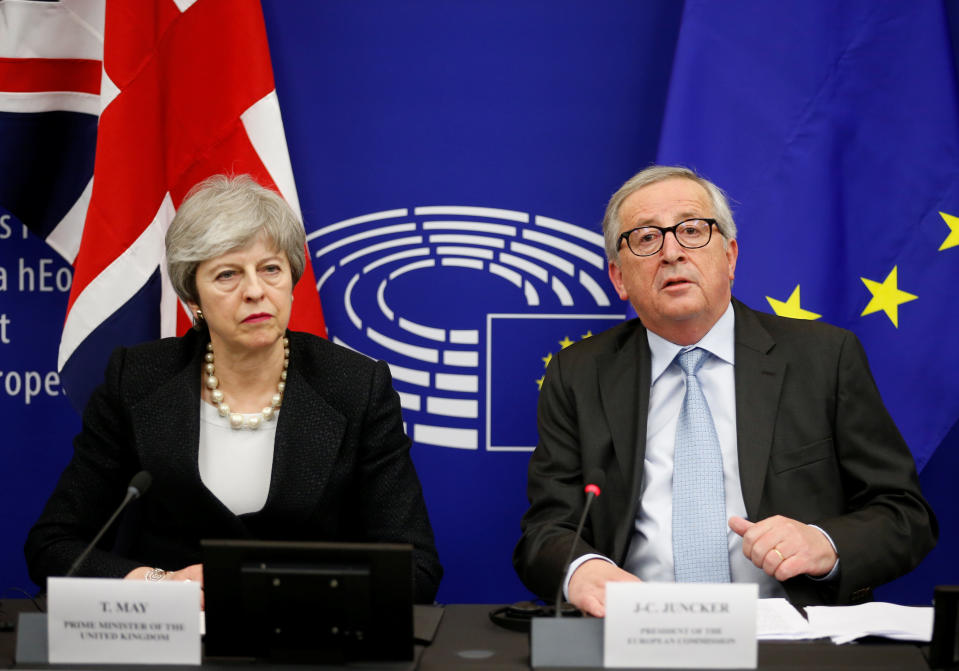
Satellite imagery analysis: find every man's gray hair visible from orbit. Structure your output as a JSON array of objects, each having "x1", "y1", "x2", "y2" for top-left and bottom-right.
[
  {"x1": 602, "y1": 165, "x2": 737, "y2": 263},
  {"x1": 166, "y1": 174, "x2": 306, "y2": 305}
]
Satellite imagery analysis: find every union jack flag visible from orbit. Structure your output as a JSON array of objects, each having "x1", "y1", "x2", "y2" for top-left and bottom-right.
[
  {"x1": 0, "y1": 0, "x2": 100, "y2": 261},
  {"x1": 2, "y1": 0, "x2": 325, "y2": 411}
]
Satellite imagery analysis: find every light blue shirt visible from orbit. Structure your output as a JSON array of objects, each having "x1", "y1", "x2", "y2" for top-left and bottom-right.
[
  {"x1": 623, "y1": 303, "x2": 782, "y2": 596},
  {"x1": 565, "y1": 302, "x2": 837, "y2": 599}
]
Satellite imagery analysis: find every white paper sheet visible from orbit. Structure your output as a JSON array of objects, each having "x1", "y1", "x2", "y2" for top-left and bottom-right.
[
  {"x1": 755, "y1": 598, "x2": 933, "y2": 644},
  {"x1": 756, "y1": 599, "x2": 813, "y2": 640},
  {"x1": 806, "y1": 602, "x2": 933, "y2": 644}
]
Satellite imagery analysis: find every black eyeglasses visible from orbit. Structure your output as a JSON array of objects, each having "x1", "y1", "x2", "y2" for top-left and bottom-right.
[{"x1": 617, "y1": 218, "x2": 718, "y2": 257}]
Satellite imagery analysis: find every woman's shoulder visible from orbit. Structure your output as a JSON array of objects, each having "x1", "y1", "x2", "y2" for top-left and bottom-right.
[
  {"x1": 122, "y1": 331, "x2": 202, "y2": 367},
  {"x1": 82, "y1": 332, "x2": 203, "y2": 413},
  {"x1": 104, "y1": 331, "x2": 203, "y2": 392},
  {"x1": 285, "y1": 331, "x2": 386, "y2": 399},
  {"x1": 286, "y1": 331, "x2": 378, "y2": 372}
]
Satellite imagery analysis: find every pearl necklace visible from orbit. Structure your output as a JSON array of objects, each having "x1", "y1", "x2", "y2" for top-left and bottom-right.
[{"x1": 204, "y1": 337, "x2": 289, "y2": 430}]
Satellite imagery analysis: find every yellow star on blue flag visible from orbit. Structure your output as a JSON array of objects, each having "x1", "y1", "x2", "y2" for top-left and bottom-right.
[
  {"x1": 860, "y1": 266, "x2": 918, "y2": 328},
  {"x1": 766, "y1": 285, "x2": 821, "y2": 320},
  {"x1": 939, "y1": 211, "x2": 959, "y2": 251}
]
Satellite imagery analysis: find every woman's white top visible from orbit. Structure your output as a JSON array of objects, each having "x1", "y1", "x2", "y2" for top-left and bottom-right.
[{"x1": 198, "y1": 401, "x2": 277, "y2": 515}]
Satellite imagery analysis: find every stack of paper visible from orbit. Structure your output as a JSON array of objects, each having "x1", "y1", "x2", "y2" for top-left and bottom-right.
[
  {"x1": 806, "y1": 602, "x2": 933, "y2": 644},
  {"x1": 756, "y1": 598, "x2": 933, "y2": 644},
  {"x1": 757, "y1": 599, "x2": 814, "y2": 640}
]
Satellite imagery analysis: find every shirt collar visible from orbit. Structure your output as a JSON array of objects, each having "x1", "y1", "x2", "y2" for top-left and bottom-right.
[{"x1": 647, "y1": 301, "x2": 736, "y2": 384}]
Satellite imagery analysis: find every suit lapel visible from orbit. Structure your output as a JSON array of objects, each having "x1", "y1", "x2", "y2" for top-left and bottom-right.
[
  {"x1": 733, "y1": 301, "x2": 784, "y2": 519},
  {"x1": 597, "y1": 323, "x2": 651, "y2": 559},
  {"x1": 129, "y1": 334, "x2": 348, "y2": 536},
  {"x1": 250, "y1": 338, "x2": 347, "y2": 530},
  {"x1": 129, "y1": 336, "x2": 247, "y2": 532}
]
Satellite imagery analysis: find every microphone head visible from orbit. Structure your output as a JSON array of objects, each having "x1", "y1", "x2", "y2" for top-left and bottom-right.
[
  {"x1": 128, "y1": 470, "x2": 152, "y2": 498},
  {"x1": 583, "y1": 469, "x2": 605, "y2": 497}
]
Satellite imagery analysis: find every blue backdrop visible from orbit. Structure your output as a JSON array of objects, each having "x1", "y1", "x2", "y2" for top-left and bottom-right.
[{"x1": 0, "y1": 1, "x2": 956, "y2": 605}]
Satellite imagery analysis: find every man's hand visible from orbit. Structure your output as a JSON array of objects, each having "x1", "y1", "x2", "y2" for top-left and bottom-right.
[
  {"x1": 567, "y1": 559, "x2": 640, "y2": 618},
  {"x1": 729, "y1": 515, "x2": 837, "y2": 581}
]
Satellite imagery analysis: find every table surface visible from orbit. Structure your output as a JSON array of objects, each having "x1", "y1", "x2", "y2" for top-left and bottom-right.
[
  {"x1": 0, "y1": 601, "x2": 933, "y2": 670},
  {"x1": 422, "y1": 605, "x2": 932, "y2": 671}
]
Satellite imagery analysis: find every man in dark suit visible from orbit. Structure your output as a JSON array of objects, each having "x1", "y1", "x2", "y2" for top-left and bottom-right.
[{"x1": 513, "y1": 166, "x2": 936, "y2": 614}]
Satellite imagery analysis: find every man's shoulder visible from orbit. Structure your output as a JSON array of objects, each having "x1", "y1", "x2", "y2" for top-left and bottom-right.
[
  {"x1": 555, "y1": 318, "x2": 645, "y2": 364},
  {"x1": 735, "y1": 300, "x2": 854, "y2": 356},
  {"x1": 739, "y1": 301, "x2": 850, "y2": 338}
]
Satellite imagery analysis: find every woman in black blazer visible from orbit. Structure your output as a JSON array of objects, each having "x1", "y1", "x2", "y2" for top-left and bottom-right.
[{"x1": 25, "y1": 175, "x2": 442, "y2": 603}]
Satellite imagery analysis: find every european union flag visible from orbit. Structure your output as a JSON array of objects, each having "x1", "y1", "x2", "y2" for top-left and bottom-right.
[
  {"x1": 487, "y1": 314, "x2": 624, "y2": 450},
  {"x1": 656, "y1": 1, "x2": 959, "y2": 471}
]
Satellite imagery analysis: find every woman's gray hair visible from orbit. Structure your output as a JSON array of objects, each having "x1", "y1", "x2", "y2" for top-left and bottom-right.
[
  {"x1": 166, "y1": 174, "x2": 306, "y2": 305},
  {"x1": 602, "y1": 165, "x2": 737, "y2": 263}
]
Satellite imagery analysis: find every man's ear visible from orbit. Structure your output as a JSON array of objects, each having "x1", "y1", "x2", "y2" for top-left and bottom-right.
[
  {"x1": 725, "y1": 238, "x2": 738, "y2": 282},
  {"x1": 608, "y1": 261, "x2": 629, "y2": 301}
]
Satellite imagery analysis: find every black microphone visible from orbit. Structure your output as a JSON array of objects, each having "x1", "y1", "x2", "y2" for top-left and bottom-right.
[
  {"x1": 65, "y1": 471, "x2": 152, "y2": 578},
  {"x1": 554, "y1": 469, "x2": 605, "y2": 617}
]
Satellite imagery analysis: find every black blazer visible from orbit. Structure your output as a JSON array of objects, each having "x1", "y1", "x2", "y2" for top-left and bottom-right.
[
  {"x1": 514, "y1": 299, "x2": 936, "y2": 606},
  {"x1": 25, "y1": 329, "x2": 442, "y2": 603}
]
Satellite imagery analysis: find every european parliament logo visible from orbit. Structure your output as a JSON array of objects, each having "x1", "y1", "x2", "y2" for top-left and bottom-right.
[{"x1": 308, "y1": 206, "x2": 625, "y2": 452}]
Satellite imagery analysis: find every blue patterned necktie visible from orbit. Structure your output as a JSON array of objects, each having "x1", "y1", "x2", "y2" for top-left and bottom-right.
[{"x1": 672, "y1": 347, "x2": 731, "y2": 582}]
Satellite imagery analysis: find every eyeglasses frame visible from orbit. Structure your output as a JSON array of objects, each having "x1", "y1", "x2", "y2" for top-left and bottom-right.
[{"x1": 617, "y1": 218, "x2": 719, "y2": 257}]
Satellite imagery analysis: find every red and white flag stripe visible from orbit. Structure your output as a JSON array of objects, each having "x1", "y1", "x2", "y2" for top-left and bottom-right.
[
  {"x1": 59, "y1": 0, "x2": 324, "y2": 382},
  {"x1": 0, "y1": 0, "x2": 103, "y2": 262}
]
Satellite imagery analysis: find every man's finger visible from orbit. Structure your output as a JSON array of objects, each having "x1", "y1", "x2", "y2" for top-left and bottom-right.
[
  {"x1": 761, "y1": 545, "x2": 788, "y2": 575},
  {"x1": 774, "y1": 555, "x2": 806, "y2": 582},
  {"x1": 750, "y1": 531, "x2": 786, "y2": 568},
  {"x1": 728, "y1": 516, "x2": 753, "y2": 536},
  {"x1": 582, "y1": 595, "x2": 605, "y2": 618}
]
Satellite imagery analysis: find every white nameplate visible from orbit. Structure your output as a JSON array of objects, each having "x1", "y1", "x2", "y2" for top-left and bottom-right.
[
  {"x1": 47, "y1": 577, "x2": 201, "y2": 665},
  {"x1": 604, "y1": 582, "x2": 757, "y2": 669}
]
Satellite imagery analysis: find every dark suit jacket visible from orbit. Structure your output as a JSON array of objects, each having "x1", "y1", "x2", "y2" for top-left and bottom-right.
[
  {"x1": 25, "y1": 329, "x2": 442, "y2": 603},
  {"x1": 514, "y1": 299, "x2": 936, "y2": 606}
]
